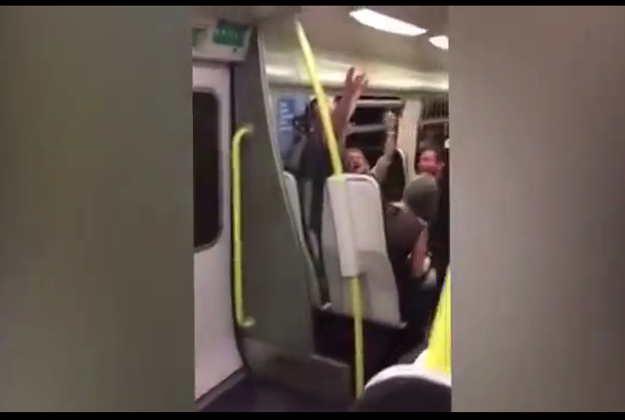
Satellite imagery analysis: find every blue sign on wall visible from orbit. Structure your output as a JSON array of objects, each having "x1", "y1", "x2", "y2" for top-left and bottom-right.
[
  {"x1": 275, "y1": 93, "x2": 310, "y2": 161},
  {"x1": 276, "y1": 96, "x2": 296, "y2": 160}
]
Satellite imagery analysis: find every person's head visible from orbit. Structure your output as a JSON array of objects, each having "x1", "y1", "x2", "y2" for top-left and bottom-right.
[
  {"x1": 345, "y1": 147, "x2": 370, "y2": 174},
  {"x1": 403, "y1": 174, "x2": 440, "y2": 223},
  {"x1": 417, "y1": 146, "x2": 444, "y2": 178},
  {"x1": 306, "y1": 98, "x2": 320, "y2": 131},
  {"x1": 307, "y1": 97, "x2": 337, "y2": 135}
]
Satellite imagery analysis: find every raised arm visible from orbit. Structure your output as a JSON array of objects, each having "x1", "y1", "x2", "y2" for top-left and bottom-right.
[
  {"x1": 331, "y1": 67, "x2": 368, "y2": 146},
  {"x1": 370, "y1": 111, "x2": 398, "y2": 183}
]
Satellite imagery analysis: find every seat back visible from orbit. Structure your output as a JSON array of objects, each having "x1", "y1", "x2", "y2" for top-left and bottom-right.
[
  {"x1": 321, "y1": 174, "x2": 402, "y2": 326},
  {"x1": 283, "y1": 171, "x2": 306, "y2": 243},
  {"x1": 352, "y1": 376, "x2": 451, "y2": 412},
  {"x1": 282, "y1": 171, "x2": 321, "y2": 306},
  {"x1": 354, "y1": 348, "x2": 451, "y2": 412}
]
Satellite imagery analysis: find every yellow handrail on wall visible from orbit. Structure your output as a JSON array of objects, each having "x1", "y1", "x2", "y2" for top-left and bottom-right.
[
  {"x1": 231, "y1": 125, "x2": 255, "y2": 329},
  {"x1": 294, "y1": 19, "x2": 365, "y2": 398}
]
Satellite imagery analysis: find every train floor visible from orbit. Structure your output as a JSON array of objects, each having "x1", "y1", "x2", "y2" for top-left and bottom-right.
[
  {"x1": 201, "y1": 374, "x2": 347, "y2": 412},
  {"x1": 312, "y1": 297, "x2": 434, "y2": 384},
  {"x1": 203, "y1": 287, "x2": 437, "y2": 412}
]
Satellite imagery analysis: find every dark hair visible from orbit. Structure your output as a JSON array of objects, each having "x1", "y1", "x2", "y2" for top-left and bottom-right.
[
  {"x1": 307, "y1": 96, "x2": 339, "y2": 116},
  {"x1": 296, "y1": 97, "x2": 339, "y2": 134},
  {"x1": 305, "y1": 98, "x2": 320, "y2": 128},
  {"x1": 403, "y1": 174, "x2": 440, "y2": 223},
  {"x1": 291, "y1": 99, "x2": 319, "y2": 134}
]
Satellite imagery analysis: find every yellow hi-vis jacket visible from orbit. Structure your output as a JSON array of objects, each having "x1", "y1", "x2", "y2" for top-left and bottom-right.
[{"x1": 423, "y1": 270, "x2": 451, "y2": 376}]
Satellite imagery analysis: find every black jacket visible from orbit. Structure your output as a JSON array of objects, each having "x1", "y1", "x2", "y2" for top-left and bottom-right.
[{"x1": 428, "y1": 166, "x2": 450, "y2": 269}]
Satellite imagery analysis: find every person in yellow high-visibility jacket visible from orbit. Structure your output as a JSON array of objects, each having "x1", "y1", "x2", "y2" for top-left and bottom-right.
[
  {"x1": 354, "y1": 270, "x2": 451, "y2": 412},
  {"x1": 423, "y1": 269, "x2": 451, "y2": 376}
]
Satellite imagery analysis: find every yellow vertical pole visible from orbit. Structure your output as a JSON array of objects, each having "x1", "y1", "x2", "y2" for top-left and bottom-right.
[{"x1": 293, "y1": 20, "x2": 365, "y2": 397}]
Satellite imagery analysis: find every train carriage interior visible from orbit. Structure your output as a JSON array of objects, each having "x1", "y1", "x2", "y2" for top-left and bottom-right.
[
  {"x1": 191, "y1": 6, "x2": 450, "y2": 411},
  {"x1": 7, "y1": 5, "x2": 625, "y2": 412}
]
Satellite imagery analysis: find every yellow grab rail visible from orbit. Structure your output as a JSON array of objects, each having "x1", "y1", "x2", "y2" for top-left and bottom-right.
[
  {"x1": 294, "y1": 19, "x2": 365, "y2": 398},
  {"x1": 231, "y1": 125, "x2": 256, "y2": 329}
]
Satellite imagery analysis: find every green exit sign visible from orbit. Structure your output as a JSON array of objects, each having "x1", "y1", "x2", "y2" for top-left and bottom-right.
[{"x1": 212, "y1": 20, "x2": 249, "y2": 48}]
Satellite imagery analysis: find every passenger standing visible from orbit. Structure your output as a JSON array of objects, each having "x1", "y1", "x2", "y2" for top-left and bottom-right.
[
  {"x1": 417, "y1": 146, "x2": 445, "y2": 180},
  {"x1": 417, "y1": 145, "x2": 449, "y2": 323},
  {"x1": 386, "y1": 174, "x2": 439, "y2": 329},
  {"x1": 417, "y1": 146, "x2": 448, "y2": 275}
]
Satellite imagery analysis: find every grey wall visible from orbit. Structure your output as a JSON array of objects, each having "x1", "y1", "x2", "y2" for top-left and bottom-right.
[
  {"x1": 0, "y1": 6, "x2": 194, "y2": 411},
  {"x1": 234, "y1": 31, "x2": 314, "y2": 357},
  {"x1": 452, "y1": 6, "x2": 625, "y2": 411}
]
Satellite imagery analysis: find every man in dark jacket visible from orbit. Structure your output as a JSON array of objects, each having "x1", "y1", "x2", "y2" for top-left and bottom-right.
[{"x1": 416, "y1": 144, "x2": 449, "y2": 332}]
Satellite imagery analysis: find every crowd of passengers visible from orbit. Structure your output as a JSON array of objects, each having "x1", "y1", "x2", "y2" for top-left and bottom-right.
[{"x1": 285, "y1": 67, "x2": 450, "y2": 331}]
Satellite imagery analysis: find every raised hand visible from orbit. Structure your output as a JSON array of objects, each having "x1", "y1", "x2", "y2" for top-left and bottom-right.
[
  {"x1": 343, "y1": 67, "x2": 369, "y2": 99},
  {"x1": 331, "y1": 67, "x2": 369, "y2": 144},
  {"x1": 383, "y1": 110, "x2": 397, "y2": 134},
  {"x1": 383, "y1": 110, "x2": 398, "y2": 155}
]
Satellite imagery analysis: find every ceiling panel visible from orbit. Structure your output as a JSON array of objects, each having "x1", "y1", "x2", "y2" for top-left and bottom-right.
[{"x1": 192, "y1": 6, "x2": 449, "y2": 73}]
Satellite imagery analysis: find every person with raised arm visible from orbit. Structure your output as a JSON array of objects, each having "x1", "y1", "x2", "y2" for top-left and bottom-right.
[
  {"x1": 284, "y1": 68, "x2": 368, "y2": 290},
  {"x1": 298, "y1": 67, "x2": 369, "y2": 243},
  {"x1": 345, "y1": 110, "x2": 398, "y2": 185}
]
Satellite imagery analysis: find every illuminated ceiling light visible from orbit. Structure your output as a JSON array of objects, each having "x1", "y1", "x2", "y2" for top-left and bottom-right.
[
  {"x1": 349, "y1": 7, "x2": 427, "y2": 37},
  {"x1": 429, "y1": 35, "x2": 449, "y2": 51},
  {"x1": 265, "y1": 65, "x2": 295, "y2": 78}
]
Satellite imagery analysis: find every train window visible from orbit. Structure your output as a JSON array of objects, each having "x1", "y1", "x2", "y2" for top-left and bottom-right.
[{"x1": 193, "y1": 91, "x2": 221, "y2": 249}]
